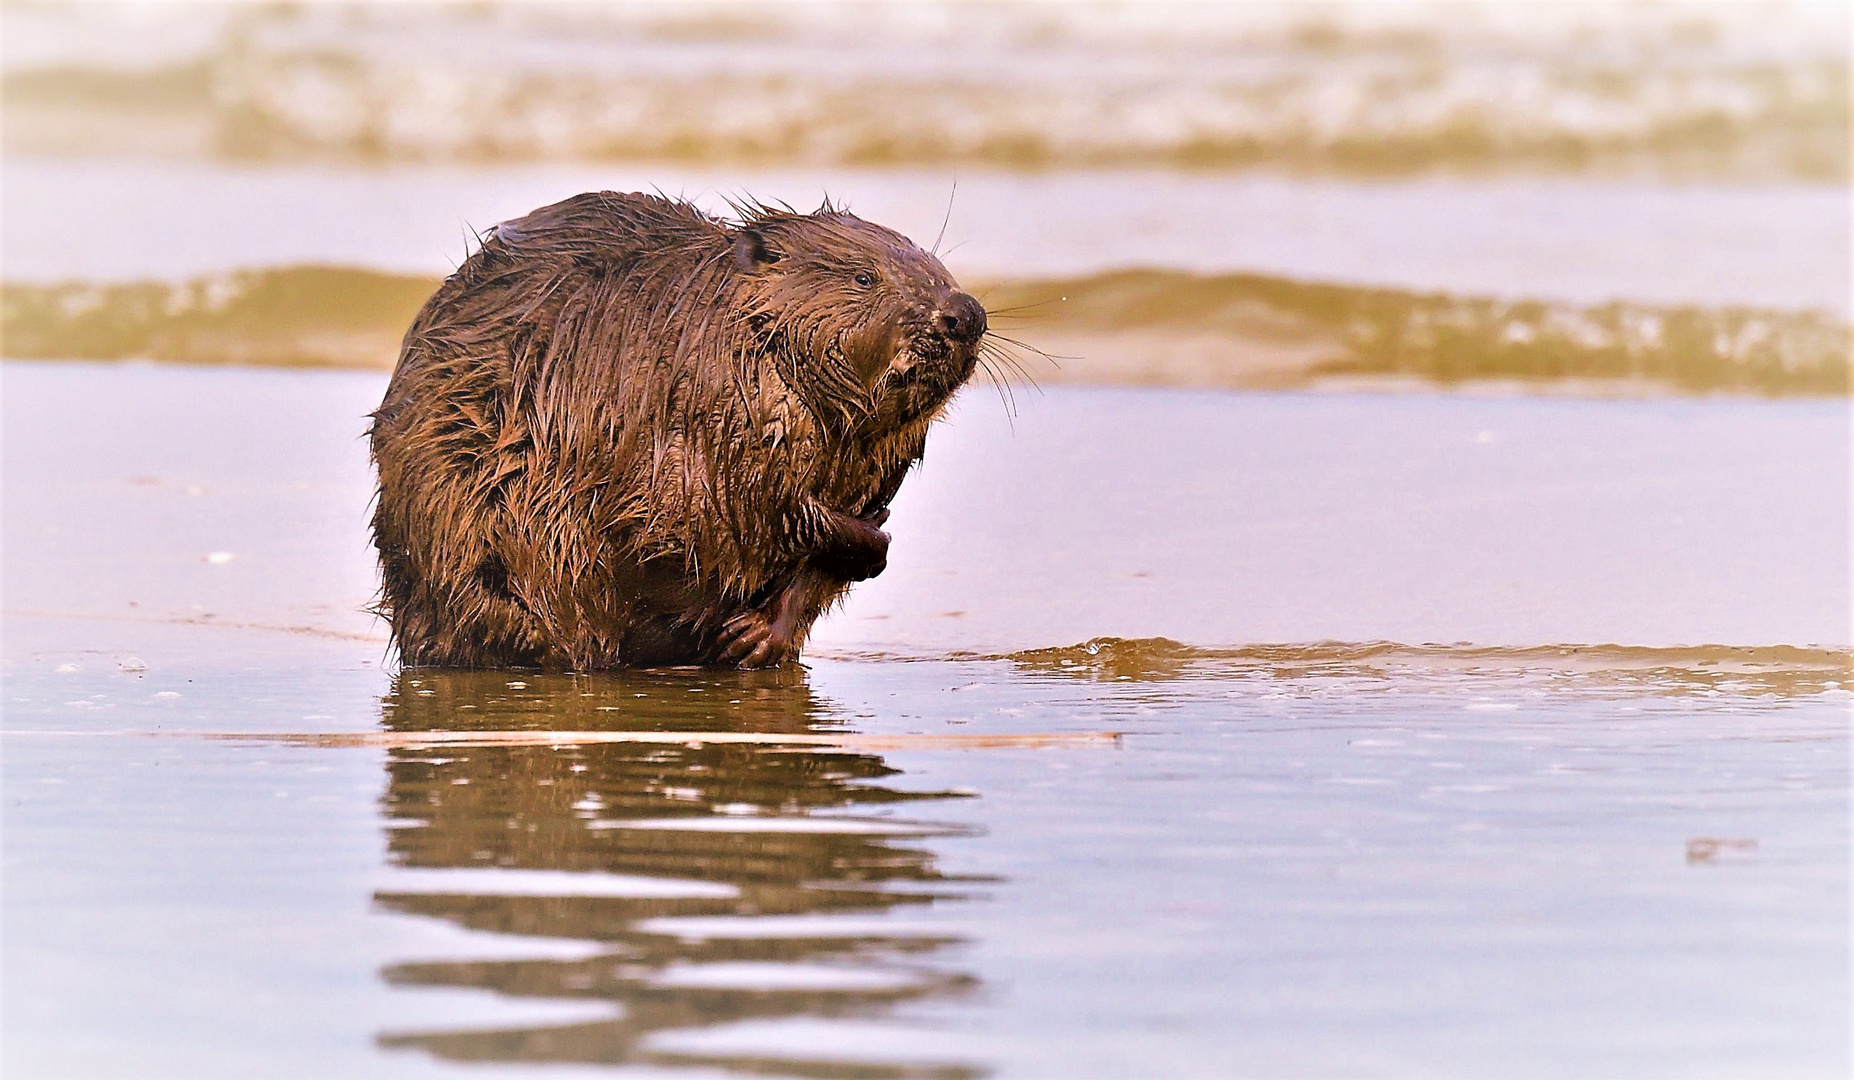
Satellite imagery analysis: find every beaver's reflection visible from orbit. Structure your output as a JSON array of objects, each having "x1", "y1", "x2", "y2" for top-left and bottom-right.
[{"x1": 372, "y1": 668, "x2": 986, "y2": 1079}]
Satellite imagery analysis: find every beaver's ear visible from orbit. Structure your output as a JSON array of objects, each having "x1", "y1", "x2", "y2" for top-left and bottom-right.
[{"x1": 733, "y1": 228, "x2": 782, "y2": 271}]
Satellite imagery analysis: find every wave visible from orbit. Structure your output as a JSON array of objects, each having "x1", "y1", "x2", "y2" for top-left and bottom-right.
[
  {"x1": 4, "y1": 2, "x2": 1845, "y2": 179},
  {"x1": 5, "y1": 265, "x2": 1846, "y2": 395},
  {"x1": 983, "y1": 270, "x2": 1851, "y2": 395},
  {"x1": 0, "y1": 266, "x2": 435, "y2": 369}
]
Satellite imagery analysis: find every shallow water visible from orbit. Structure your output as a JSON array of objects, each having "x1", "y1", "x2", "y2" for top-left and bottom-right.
[
  {"x1": 3, "y1": 363, "x2": 1848, "y2": 1077},
  {"x1": 6, "y1": 655, "x2": 1847, "y2": 1078},
  {"x1": 4, "y1": 161, "x2": 1847, "y2": 315}
]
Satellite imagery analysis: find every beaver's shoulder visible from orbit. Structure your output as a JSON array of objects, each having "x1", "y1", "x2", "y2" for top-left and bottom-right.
[
  {"x1": 484, "y1": 191, "x2": 726, "y2": 268},
  {"x1": 398, "y1": 192, "x2": 732, "y2": 376}
]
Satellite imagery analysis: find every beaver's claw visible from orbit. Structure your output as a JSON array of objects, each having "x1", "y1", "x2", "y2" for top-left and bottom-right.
[{"x1": 718, "y1": 609, "x2": 793, "y2": 669}]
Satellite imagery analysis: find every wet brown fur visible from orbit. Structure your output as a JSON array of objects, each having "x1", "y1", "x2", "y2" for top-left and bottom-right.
[{"x1": 369, "y1": 191, "x2": 985, "y2": 669}]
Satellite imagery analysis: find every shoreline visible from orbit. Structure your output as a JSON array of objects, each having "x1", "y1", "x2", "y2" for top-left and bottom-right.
[{"x1": 6, "y1": 266, "x2": 1847, "y2": 397}]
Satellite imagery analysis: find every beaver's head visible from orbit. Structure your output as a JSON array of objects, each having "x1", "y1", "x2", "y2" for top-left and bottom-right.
[{"x1": 732, "y1": 206, "x2": 986, "y2": 430}]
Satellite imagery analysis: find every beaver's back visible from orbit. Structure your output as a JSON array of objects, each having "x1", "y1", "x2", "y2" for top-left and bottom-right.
[
  {"x1": 371, "y1": 192, "x2": 765, "y2": 669},
  {"x1": 379, "y1": 192, "x2": 725, "y2": 408}
]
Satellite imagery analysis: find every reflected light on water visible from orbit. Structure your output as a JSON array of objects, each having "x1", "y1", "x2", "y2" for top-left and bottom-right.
[
  {"x1": 993, "y1": 637, "x2": 1853, "y2": 697},
  {"x1": 369, "y1": 667, "x2": 987, "y2": 1078}
]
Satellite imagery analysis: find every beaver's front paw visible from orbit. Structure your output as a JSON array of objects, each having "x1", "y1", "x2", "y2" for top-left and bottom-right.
[
  {"x1": 816, "y1": 514, "x2": 890, "y2": 582},
  {"x1": 717, "y1": 609, "x2": 795, "y2": 669}
]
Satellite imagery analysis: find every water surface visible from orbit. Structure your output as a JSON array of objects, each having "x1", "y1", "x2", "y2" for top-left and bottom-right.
[
  {"x1": 3, "y1": 363, "x2": 1847, "y2": 1077},
  {"x1": 6, "y1": 162, "x2": 1845, "y2": 316},
  {"x1": 5, "y1": 646, "x2": 1846, "y2": 1078}
]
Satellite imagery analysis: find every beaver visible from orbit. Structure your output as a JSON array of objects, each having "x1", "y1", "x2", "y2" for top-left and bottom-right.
[{"x1": 368, "y1": 192, "x2": 989, "y2": 670}]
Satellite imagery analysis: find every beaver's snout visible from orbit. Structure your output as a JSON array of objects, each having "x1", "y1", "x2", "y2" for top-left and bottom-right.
[{"x1": 934, "y1": 292, "x2": 987, "y2": 344}]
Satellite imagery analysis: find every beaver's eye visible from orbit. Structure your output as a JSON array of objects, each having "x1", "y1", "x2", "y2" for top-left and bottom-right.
[{"x1": 853, "y1": 271, "x2": 876, "y2": 288}]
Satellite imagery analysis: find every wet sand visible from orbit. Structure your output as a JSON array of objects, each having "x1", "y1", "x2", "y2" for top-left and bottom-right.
[
  {"x1": 3, "y1": 362, "x2": 1847, "y2": 1077},
  {"x1": 5, "y1": 363, "x2": 1844, "y2": 656}
]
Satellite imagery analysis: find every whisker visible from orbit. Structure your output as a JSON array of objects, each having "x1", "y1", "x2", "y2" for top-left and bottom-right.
[
  {"x1": 994, "y1": 355, "x2": 1041, "y2": 395},
  {"x1": 987, "y1": 332, "x2": 1070, "y2": 369},
  {"x1": 981, "y1": 299, "x2": 1066, "y2": 318},
  {"x1": 988, "y1": 352, "x2": 1023, "y2": 411},
  {"x1": 932, "y1": 175, "x2": 958, "y2": 256},
  {"x1": 993, "y1": 340, "x2": 1072, "y2": 367},
  {"x1": 980, "y1": 339, "x2": 1042, "y2": 395},
  {"x1": 975, "y1": 354, "x2": 1018, "y2": 429}
]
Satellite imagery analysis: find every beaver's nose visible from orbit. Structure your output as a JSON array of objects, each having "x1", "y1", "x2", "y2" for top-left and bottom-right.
[{"x1": 935, "y1": 292, "x2": 987, "y2": 344}]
